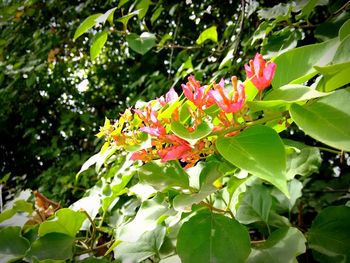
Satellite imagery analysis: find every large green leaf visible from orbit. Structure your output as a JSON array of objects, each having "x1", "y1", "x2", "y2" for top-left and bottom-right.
[
  {"x1": 28, "y1": 233, "x2": 74, "y2": 261},
  {"x1": 196, "y1": 26, "x2": 218, "y2": 45},
  {"x1": 339, "y1": 19, "x2": 350, "y2": 41},
  {"x1": 114, "y1": 226, "x2": 166, "y2": 263},
  {"x1": 170, "y1": 121, "x2": 212, "y2": 145},
  {"x1": 118, "y1": 196, "x2": 172, "y2": 242},
  {"x1": 138, "y1": 160, "x2": 189, "y2": 191},
  {"x1": 90, "y1": 31, "x2": 108, "y2": 60},
  {"x1": 248, "y1": 84, "x2": 328, "y2": 112},
  {"x1": 236, "y1": 184, "x2": 272, "y2": 224},
  {"x1": 216, "y1": 125, "x2": 288, "y2": 196},
  {"x1": 290, "y1": 89, "x2": 350, "y2": 151},
  {"x1": 315, "y1": 34, "x2": 350, "y2": 91},
  {"x1": 272, "y1": 38, "x2": 339, "y2": 88},
  {"x1": 177, "y1": 211, "x2": 251, "y2": 263},
  {"x1": 126, "y1": 32, "x2": 156, "y2": 55},
  {"x1": 38, "y1": 208, "x2": 86, "y2": 237},
  {"x1": 0, "y1": 227, "x2": 30, "y2": 262},
  {"x1": 284, "y1": 139, "x2": 321, "y2": 179},
  {"x1": 308, "y1": 206, "x2": 350, "y2": 263},
  {"x1": 247, "y1": 227, "x2": 306, "y2": 263},
  {"x1": 73, "y1": 14, "x2": 102, "y2": 40}
]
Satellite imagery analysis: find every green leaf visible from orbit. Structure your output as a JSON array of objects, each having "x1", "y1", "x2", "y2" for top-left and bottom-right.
[
  {"x1": 0, "y1": 227, "x2": 30, "y2": 262},
  {"x1": 177, "y1": 211, "x2": 251, "y2": 263},
  {"x1": 90, "y1": 31, "x2": 108, "y2": 60},
  {"x1": 136, "y1": 0, "x2": 151, "y2": 20},
  {"x1": 118, "y1": 196, "x2": 171, "y2": 242},
  {"x1": 290, "y1": 89, "x2": 350, "y2": 151},
  {"x1": 117, "y1": 10, "x2": 140, "y2": 29},
  {"x1": 114, "y1": 226, "x2": 166, "y2": 263},
  {"x1": 315, "y1": 34, "x2": 350, "y2": 91},
  {"x1": 196, "y1": 26, "x2": 218, "y2": 45},
  {"x1": 95, "y1": 7, "x2": 117, "y2": 25},
  {"x1": 248, "y1": 84, "x2": 329, "y2": 112},
  {"x1": 236, "y1": 184, "x2": 272, "y2": 224},
  {"x1": 28, "y1": 233, "x2": 74, "y2": 261},
  {"x1": 339, "y1": 19, "x2": 350, "y2": 41},
  {"x1": 308, "y1": 206, "x2": 350, "y2": 263},
  {"x1": 38, "y1": 208, "x2": 86, "y2": 237},
  {"x1": 258, "y1": 3, "x2": 291, "y2": 22},
  {"x1": 151, "y1": 5, "x2": 164, "y2": 25},
  {"x1": 272, "y1": 38, "x2": 339, "y2": 88},
  {"x1": 247, "y1": 227, "x2": 306, "y2": 263},
  {"x1": 138, "y1": 160, "x2": 189, "y2": 191},
  {"x1": 170, "y1": 121, "x2": 212, "y2": 145},
  {"x1": 216, "y1": 125, "x2": 289, "y2": 196},
  {"x1": 126, "y1": 32, "x2": 156, "y2": 55},
  {"x1": 284, "y1": 139, "x2": 321, "y2": 179},
  {"x1": 74, "y1": 13, "x2": 102, "y2": 40}
]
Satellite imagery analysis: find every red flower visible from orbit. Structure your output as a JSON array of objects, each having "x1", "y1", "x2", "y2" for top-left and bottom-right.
[
  {"x1": 244, "y1": 53, "x2": 276, "y2": 91},
  {"x1": 158, "y1": 144, "x2": 192, "y2": 162},
  {"x1": 181, "y1": 75, "x2": 214, "y2": 109},
  {"x1": 208, "y1": 77, "x2": 245, "y2": 113}
]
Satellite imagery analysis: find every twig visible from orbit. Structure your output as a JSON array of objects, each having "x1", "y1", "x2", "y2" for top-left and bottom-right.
[{"x1": 200, "y1": 201, "x2": 235, "y2": 219}]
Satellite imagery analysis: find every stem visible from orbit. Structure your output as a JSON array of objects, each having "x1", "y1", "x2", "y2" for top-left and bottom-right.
[
  {"x1": 317, "y1": 146, "x2": 342, "y2": 154},
  {"x1": 212, "y1": 112, "x2": 285, "y2": 137},
  {"x1": 200, "y1": 201, "x2": 235, "y2": 219},
  {"x1": 75, "y1": 240, "x2": 114, "y2": 256},
  {"x1": 80, "y1": 209, "x2": 98, "y2": 249}
]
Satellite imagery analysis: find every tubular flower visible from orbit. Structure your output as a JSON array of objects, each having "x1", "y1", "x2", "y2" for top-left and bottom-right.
[
  {"x1": 208, "y1": 77, "x2": 245, "y2": 113},
  {"x1": 134, "y1": 104, "x2": 166, "y2": 137},
  {"x1": 244, "y1": 53, "x2": 276, "y2": 91},
  {"x1": 181, "y1": 75, "x2": 214, "y2": 109},
  {"x1": 158, "y1": 134, "x2": 192, "y2": 162},
  {"x1": 158, "y1": 87, "x2": 178, "y2": 106}
]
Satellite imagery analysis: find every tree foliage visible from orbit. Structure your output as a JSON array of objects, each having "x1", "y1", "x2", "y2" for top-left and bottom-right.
[{"x1": 1, "y1": 0, "x2": 350, "y2": 262}]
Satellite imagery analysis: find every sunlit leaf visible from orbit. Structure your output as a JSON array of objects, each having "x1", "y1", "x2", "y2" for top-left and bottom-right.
[
  {"x1": 138, "y1": 160, "x2": 189, "y2": 191},
  {"x1": 272, "y1": 38, "x2": 339, "y2": 88},
  {"x1": 196, "y1": 26, "x2": 218, "y2": 45},
  {"x1": 38, "y1": 208, "x2": 86, "y2": 237},
  {"x1": 90, "y1": 31, "x2": 108, "y2": 60},
  {"x1": 74, "y1": 13, "x2": 102, "y2": 40},
  {"x1": 117, "y1": 10, "x2": 140, "y2": 28},
  {"x1": 95, "y1": 7, "x2": 117, "y2": 25},
  {"x1": 290, "y1": 89, "x2": 350, "y2": 151},
  {"x1": 114, "y1": 226, "x2": 166, "y2": 262},
  {"x1": 118, "y1": 196, "x2": 172, "y2": 242},
  {"x1": 216, "y1": 125, "x2": 289, "y2": 196},
  {"x1": 170, "y1": 121, "x2": 212, "y2": 145}
]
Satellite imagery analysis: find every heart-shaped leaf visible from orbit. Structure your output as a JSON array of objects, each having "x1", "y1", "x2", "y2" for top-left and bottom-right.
[
  {"x1": 126, "y1": 32, "x2": 156, "y2": 55},
  {"x1": 177, "y1": 211, "x2": 251, "y2": 263}
]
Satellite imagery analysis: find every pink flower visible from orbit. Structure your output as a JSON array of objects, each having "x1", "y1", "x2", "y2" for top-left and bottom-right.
[
  {"x1": 244, "y1": 53, "x2": 276, "y2": 91},
  {"x1": 158, "y1": 88, "x2": 179, "y2": 106},
  {"x1": 181, "y1": 76, "x2": 214, "y2": 109},
  {"x1": 130, "y1": 149, "x2": 151, "y2": 162},
  {"x1": 134, "y1": 104, "x2": 166, "y2": 137},
  {"x1": 208, "y1": 76, "x2": 245, "y2": 113}
]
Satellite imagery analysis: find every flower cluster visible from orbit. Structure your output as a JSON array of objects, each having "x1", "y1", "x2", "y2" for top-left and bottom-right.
[{"x1": 98, "y1": 53, "x2": 276, "y2": 168}]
